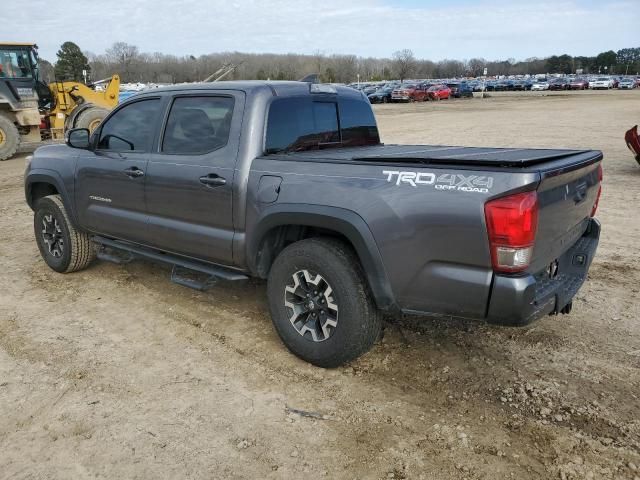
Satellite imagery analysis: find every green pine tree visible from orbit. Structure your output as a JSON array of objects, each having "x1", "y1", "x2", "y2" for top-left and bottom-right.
[{"x1": 54, "y1": 41, "x2": 90, "y2": 82}]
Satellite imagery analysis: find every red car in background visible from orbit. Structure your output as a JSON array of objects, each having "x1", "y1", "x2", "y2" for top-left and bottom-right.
[
  {"x1": 625, "y1": 125, "x2": 640, "y2": 166},
  {"x1": 427, "y1": 84, "x2": 452, "y2": 100},
  {"x1": 391, "y1": 83, "x2": 429, "y2": 102},
  {"x1": 570, "y1": 78, "x2": 589, "y2": 90}
]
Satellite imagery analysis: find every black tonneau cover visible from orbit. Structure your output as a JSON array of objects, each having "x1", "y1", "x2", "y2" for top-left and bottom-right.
[{"x1": 267, "y1": 144, "x2": 602, "y2": 168}]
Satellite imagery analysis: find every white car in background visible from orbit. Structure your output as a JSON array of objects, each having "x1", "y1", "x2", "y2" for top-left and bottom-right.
[
  {"x1": 590, "y1": 77, "x2": 614, "y2": 89},
  {"x1": 618, "y1": 78, "x2": 636, "y2": 89},
  {"x1": 531, "y1": 81, "x2": 549, "y2": 91}
]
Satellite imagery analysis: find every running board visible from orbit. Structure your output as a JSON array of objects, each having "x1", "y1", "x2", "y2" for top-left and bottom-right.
[
  {"x1": 97, "y1": 247, "x2": 134, "y2": 264},
  {"x1": 170, "y1": 265, "x2": 219, "y2": 291},
  {"x1": 91, "y1": 236, "x2": 248, "y2": 287}
]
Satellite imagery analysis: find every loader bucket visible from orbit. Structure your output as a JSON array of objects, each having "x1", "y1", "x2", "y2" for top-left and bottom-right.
[{"x1": 625, "y1": 125, "x2": 640, "y2": 166}]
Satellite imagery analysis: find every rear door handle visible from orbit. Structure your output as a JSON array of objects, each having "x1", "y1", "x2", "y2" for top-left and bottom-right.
[
  {"x1": 199, "y1": 174, "x2": 226, "y2": 187},
  {"x1": 124, "y1": 167, "x2": 144, "y2": 178}
]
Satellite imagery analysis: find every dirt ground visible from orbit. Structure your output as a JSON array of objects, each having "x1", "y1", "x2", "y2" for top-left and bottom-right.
[{"x1": 1, "y1": 90, "x2": 639, "y2": 480}]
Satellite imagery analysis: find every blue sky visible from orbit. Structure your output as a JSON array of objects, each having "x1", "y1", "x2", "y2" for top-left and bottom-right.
[{"x1": 5, "y1": 0, "x2": 639, "y2": 61}]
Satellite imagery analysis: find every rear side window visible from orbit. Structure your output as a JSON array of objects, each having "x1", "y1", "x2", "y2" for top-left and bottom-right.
[
  {"x1": 265, "y1": 96, "x2": 379, "y2": 154},
  {"x1": 338, "y1": 98, "x2": 379, "y2": 147},
  {"x1": 266, "y1": 98, "x2": 339, "y2": 154},
  {"x1": 97, "y1": 99, "x2": 161, "y2": 151},
  {"x1": 163, "y1": 96, "x2": 234, "y2": 155}
]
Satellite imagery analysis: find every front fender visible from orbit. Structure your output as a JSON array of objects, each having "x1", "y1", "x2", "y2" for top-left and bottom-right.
[
  {"x1": 24, "y1": 169, "x2": 79, "y2": 226},
  {"x1": 248, "y1": 203, "x2": 398, "y2": 311}
]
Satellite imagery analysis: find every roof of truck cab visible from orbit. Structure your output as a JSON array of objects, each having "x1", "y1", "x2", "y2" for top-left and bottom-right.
[{"x1": 135, "y1": 81, "x2": 365, "y2": 99}]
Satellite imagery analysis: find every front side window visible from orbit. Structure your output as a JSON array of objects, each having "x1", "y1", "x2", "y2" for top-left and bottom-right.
[
  {"x1": 97, "y1": 99, "x2": 161, "y2": 151},
  {"x1": 162, "y1": 96, "x2": 235, "y2": 155},
  {"x1": 0, "y1": 49, "x2": 32, "y2": 78}
]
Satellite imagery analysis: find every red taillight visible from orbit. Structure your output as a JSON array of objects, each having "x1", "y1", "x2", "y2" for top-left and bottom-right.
[
  {"x1": 485, "y1": 191, "x2": 538, "y2": 273},
  {"x1": 591, "y1": 164, "x2": 603, "y2": 217}
]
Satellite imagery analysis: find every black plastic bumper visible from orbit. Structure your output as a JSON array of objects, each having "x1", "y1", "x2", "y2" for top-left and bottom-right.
[{"x1": 486, "y1": 218, "x2": 600, "y2": 326}]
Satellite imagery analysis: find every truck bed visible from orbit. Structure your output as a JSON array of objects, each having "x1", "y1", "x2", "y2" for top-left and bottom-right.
[{"x1": 264, "y1": 144, "x2": 602, "y2": 169}]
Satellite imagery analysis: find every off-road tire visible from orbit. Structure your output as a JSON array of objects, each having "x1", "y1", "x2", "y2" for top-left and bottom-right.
[
  {"x1": 267, "y1": 237, "x2": 382, "y2": 368},
  {"x1": 0, "y1": 114, "x2": 19, "y2": 161},
  {"x1": 34, "y1": 195, "x2": 96, "y2": 273},
  {"x1": 75, "y1": 107, "x2": 109, "y2": 133}
]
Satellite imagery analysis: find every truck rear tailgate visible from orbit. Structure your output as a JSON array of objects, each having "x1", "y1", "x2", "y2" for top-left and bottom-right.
[{"x1": 528, "y1": 153, "x2": 602, "y2": 273}]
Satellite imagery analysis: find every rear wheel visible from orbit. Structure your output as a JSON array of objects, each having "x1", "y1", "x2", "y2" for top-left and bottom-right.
[
  {"x1": 0, "y1": 114, "x2": 19, "y2": 161},
  {"x1": 75, "y1": 107, "x2": 109, "y2": 133},
  {"x1": 34, "y1": 195, "x2": 96, "y2": 273},
  {"x1": 267, "y1": 238, "x2": 382, "y2": 368}
]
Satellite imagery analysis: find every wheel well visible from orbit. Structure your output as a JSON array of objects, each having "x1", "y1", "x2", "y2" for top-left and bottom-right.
[
  {"x1": 30, "y1": 182, "x2": 59, "y2": 206},
  {"x1": 255, "y1": 225, "x2": 354, "y2": 278}
]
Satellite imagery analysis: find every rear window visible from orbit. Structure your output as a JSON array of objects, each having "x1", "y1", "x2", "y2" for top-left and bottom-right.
[{"x1": 265, "y1": 96, "x2": 379, "y2": 154}]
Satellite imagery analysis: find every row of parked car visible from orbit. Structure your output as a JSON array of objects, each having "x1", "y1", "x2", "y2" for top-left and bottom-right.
[
  {"x1": 529, "y1": 76, "x2": 640, "y2": 91},
  {"x1": 350, "y1": 75, "x2": 640, "y2": 103},
  {"x1": 356, "y1": 81, "x2": 474, "y2": 103}
]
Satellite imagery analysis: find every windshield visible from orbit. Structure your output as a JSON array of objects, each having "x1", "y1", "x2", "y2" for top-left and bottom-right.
[{"x1": 0, "y1": 49, "x2": 33, "y2": 78}]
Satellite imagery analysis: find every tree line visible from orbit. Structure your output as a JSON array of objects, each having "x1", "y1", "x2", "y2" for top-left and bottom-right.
[{"x1": 48, "y1": 41, "x2": 640, "y2": 84}]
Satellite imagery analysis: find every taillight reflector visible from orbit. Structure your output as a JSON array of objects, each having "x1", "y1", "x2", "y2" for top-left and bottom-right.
[
  {"x1": 485, "y1": 191, "x2": 538, "y2": 273},
  {"x1": 591, "y1": 164, "x2": 603, "y2": 217}
]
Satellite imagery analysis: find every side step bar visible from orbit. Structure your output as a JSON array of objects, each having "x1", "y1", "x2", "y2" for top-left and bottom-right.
[{"x1": 92, "y1": 236, "x2": 248, "y2": 290}]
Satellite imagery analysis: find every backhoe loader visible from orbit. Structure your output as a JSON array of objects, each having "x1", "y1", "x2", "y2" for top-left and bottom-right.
[{"x1": 0, "y1": 42, "x2": 119, "y2": 160}]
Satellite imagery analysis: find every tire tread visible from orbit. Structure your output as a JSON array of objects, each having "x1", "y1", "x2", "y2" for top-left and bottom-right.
[{"x1": 45, "y1": 195, "x2": 95, "y2": 272}]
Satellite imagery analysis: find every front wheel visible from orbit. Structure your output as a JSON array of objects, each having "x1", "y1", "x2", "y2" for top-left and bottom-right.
[
  {"x1": 267, "y1": 238, "x2": 382, "y2": 368},
  {"x1": 34, "y1": 195, "x2": 96, "y2": 273}
]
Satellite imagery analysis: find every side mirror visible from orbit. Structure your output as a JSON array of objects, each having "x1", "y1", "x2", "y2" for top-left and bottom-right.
[{"x1": 66, "y1": 128, "x2": 90, "y2": 149}]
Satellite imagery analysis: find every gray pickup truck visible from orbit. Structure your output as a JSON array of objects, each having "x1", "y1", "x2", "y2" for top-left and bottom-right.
[{"x1": 24, "y1": 81, "x2": 602, "y2": 367}]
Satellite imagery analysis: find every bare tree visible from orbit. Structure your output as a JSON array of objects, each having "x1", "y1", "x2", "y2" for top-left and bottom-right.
[
  {"x1": 70, "y1": 44, "x2": 639, "y2": 86},
  {"x1": 392, "y1": 49, "x2": 416, "y2": 81},
  {"x1": 105, "y1": 42, "x2": 139, "y2": 81}
]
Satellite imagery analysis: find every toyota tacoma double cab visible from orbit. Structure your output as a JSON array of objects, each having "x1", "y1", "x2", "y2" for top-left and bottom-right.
[{"x1": 24, "y1": 81, "x2": 602, "y2": 367}]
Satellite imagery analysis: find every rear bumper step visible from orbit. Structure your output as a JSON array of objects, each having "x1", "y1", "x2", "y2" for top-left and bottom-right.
[{"x1": 486, "y1": 218, "x2": 600, "y2": 326}]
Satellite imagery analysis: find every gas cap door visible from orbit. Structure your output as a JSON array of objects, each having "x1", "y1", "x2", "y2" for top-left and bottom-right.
[{"x1": 257, "y1": 175, "x2": 282, "y2": 204}]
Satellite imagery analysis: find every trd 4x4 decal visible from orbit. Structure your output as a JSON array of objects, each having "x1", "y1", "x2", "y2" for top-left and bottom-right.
[{"x1": 382, "y1": 170, "x2": 494, "y2": 193}]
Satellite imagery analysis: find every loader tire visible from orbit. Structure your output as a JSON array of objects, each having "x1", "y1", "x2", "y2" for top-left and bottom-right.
[
  {"x1": 75, "y1": 107, "x2": 109, "y2": 133},
  {"x1": 0, "y1": 115, "x2": 19, "y2": 161}
]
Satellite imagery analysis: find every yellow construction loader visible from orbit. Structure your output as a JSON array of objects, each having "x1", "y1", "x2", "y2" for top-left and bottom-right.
[{"x1": 0, "y1": 42, "x2": 119, "y2": 160}]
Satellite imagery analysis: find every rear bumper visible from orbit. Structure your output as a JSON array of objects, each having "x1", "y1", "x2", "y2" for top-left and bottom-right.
[{"x1": 486, "y1": 218, "x2": 600, "y2": 326}]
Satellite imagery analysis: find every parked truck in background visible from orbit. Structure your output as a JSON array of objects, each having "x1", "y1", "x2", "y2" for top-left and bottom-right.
[{"x1": 24, "y1": 81, "x2": 602, "y2": 367}]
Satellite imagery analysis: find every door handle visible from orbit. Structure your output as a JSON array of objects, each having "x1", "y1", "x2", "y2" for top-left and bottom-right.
[
  {"x1": 574, "y1": 182, "x2": 587, "y2": 203},
  {"x1": 124, "y1": 167, "x2": 144, "y2": 178},
  {"x1": 199, "y1": 174, "x2": 226, "y2": 187}
]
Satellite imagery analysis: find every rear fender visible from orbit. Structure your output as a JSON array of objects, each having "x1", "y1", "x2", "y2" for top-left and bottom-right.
[{"x1": 248, "y1": 204, "x2": 398, "y2": 311}]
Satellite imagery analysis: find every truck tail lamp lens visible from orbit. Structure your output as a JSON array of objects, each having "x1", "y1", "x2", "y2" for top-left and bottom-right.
[
  {"x1": 485, "y1": 191, "x2": 538, "y2": 273},
  {"x1": 590, "y1": 164, "x2": 603, "y2": 217}
]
